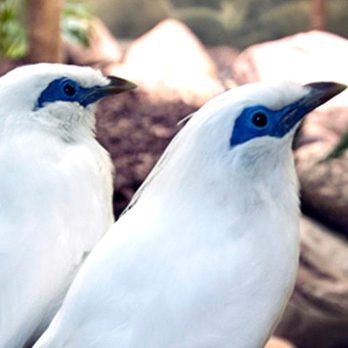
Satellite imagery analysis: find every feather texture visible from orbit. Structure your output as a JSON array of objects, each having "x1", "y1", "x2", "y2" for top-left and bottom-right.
[
  {"x1": 34, "y1": 81, "x2": 345, "y2": 348},
  {"x1": 0, "y1": 63, "x2": 118, "y2": 348}
]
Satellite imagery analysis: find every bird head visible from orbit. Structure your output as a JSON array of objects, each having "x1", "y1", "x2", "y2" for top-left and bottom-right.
[
  {"x1": 148, "y1": 81, "x2": 346, "y2": 200},
  {"x1": 0, "y1": 63, "x2": 136, "y2": 140},
  {"x1": 183, "y1": 81, "x2": 345, "y2": 171}
]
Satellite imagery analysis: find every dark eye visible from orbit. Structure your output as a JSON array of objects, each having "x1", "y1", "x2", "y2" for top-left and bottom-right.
[
  {"x1": 63, "y1": 82, "x2": 76, "y2": 97},
  {"x1": 251, "y1": 112, "x2": 268, "y2": 128}
]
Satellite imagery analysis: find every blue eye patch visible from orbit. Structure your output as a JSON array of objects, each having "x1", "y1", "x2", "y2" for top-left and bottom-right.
[
  {"x1": 230, "y1": 95, "x2": 316, "y2": 147},
  {"x1": 35, "y1": 77, "x2": 107, "y2": 109}
]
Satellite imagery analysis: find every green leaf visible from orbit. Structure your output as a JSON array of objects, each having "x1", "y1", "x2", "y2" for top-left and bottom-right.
[
  {"x1": 0, "y1": 0, "x2": 93, "y2": 59},
  {"x1": 64, "y1": 2, "x2": 92, "y2": 19},
  {"x1": 0, "y1": 0, "x2": 26, "y2": 58},
  {"x1": 62, "y1": 0, "x2": 92, "y2": 47},
  {"x1": 324, "y1": 132, "x2": 348, "y2": 161},
  {"x1": 62, "y1": 17, "x2": 90, "y2": 47}
]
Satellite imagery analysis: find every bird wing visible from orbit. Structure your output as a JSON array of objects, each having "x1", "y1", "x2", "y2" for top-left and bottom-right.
[{"x1": 0, "y1": 137, "x2": 114, "y2": 347}]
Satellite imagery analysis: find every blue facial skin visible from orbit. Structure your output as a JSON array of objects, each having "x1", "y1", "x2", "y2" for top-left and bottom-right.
[
  {"x1": 230, "y1": 82, "x2": 346, "y2": 147},
  {"x1": 36, "y1": 77, "x2": 110, "y2": 110},
  {"x1": 230, "y1": 99, "x2": 307, "y2": 147}
]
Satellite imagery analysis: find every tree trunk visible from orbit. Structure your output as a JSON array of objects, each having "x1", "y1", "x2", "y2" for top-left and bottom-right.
[
  {"x1": 310, "y1": 0, "x2": 326, "y2": 30},
  {"x1": 26, "y1": 0, "x2": 64, "y2": 63}
]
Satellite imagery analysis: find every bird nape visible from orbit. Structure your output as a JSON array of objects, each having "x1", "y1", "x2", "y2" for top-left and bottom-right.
[
  {"x1": 0, "y1": 63, "x2": 135, "y2": 348},
  {"x1": 32, "y1": 81, "x2": 345, "y2": 348}
]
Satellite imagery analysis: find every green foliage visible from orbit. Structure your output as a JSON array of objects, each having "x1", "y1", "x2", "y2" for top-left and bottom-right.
[
  {"x1": 173, "y1": 1, "x2": 248, "y2": 45},
  {"x1": 90, "y1": 0, "x2": 170, "y2": 38},
  {"x1": 231, "y1": 1, "x2": 310, "y2": 48},
  {"x1": 0, "y1": 0, "x2": 92, "y2": 59},
  {"x1": 0, "y1": 0, "x2": 26, "y2": 58},
  {"x1": 171, "y1": 0, "x2": 311, "y2": 48},
  {"x1": 62, "y1": 0, "x2": 93, "y2": 47},
  {"x1": 84, "y1": 0, "x2": 348, "y2": 47},
  {"x1": 244, "y1": 0, "x2": 289, "y2": 20},
  {"x1": 324, "y1": 133, "x2": 348, "y2": 161},
  {"x1": 170, "y1": 0, "x2": 223, "y2": 10},
  {"x1": 175, "y1": 7, "x2": 228, "y2": 45},
  {"x1": 257, "y1": 1, "x2": 310, "y2": 37},
  {"x1": 328, "y1": 0, "x2": 348, "y2": 37}
]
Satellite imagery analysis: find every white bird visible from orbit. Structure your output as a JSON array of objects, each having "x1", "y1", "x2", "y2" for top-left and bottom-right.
[
  {"x1": 0, "y1": 63, "x2": 136, "y2": 348},
  {"x1": 34, "y1": 81, "x2": 345, "y2": 348}
]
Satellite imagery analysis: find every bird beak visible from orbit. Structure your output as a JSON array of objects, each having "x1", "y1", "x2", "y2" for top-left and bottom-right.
[
  {"x1": 103, "y1": 76, "x2": 137, "y2": 95},
  {"x1": 277, "y1": 82, "x2": 346, "y2": 133},
  {"x1": 302, "y1": 82, "x2": 346, "y2": 110},
  {"x1": 80, "y1": 76, "x2": 137, "y2": 106}
]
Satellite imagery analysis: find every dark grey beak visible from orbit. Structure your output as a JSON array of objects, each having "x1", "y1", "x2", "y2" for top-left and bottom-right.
[
  {"x1": 80, "y1": 76, "x2": 137, "y2": 106},
  {"x1": 103, "y1": 76, "x2": 137, "y2": 95},
  {"x1": 275, "y1": 82, "x2": 346, "y2": 136},
  {"x1": 303, "y1": 82, "x2": 346, "y2": 110}
]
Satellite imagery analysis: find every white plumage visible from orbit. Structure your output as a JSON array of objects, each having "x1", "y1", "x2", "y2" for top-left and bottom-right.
[
  {"x1": 0, "y1": 63, "x2": 135, "y2": 348},
  {"x1": 34, "y1": 81, "x2": 345, "y2": 348}
]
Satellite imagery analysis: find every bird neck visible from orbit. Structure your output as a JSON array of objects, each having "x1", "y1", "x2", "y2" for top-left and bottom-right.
[
  {"x1": 0, "y1": 107, "x2": 96, "y2": 143},
  {"x1": 141, "y1": 144, "x2": 299, "y2": 223}
]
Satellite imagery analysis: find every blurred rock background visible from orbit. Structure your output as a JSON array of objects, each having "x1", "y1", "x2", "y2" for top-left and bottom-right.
[
  {"x1": 1, "y1": 1, "x2": 348, "y2": 347},
  {"x1": 87, "y1": 0, "x2": 348, "y2": 48}
]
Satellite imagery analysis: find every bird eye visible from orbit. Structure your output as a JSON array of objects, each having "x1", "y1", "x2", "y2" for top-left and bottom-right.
[
  {"x1": 251, "y1": 111, "x2": 268, "y2": 128},
  {"x1": 63, "y1": 82, "x2": 76, "y2": 97}
]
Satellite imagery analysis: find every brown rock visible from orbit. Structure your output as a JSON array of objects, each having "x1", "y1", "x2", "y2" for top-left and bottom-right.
[
  {"x1": 106, "y1": 19, "x2": 224, "y2": 105},
  {"x1": 275, "y1": 216, "x2": 348, "y2": 348},
  {"x1": 295, "y1": 132, "x2": 348, "y2": 232},
  {"x1": 265, "y1": 336, "x2": 295, "y2": 348},
  {"x1": 294, "y1": 99, "x2": 348, "y2": 233},
  {"x1": 233, "y1": 30, "x2": 348, "y2": 88},
  {"x1": 65, "y1": 17, "x2": 123, "y2": 68},
  {"x1": 208, "y1": 46, "x2": 239, "y2": 89},
  {"x1": 96, "y1": 91, "x2": 197, "y2": 217},
  {"x1": 0, "y1": 59, "x2": 20, "y2": 76}
]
